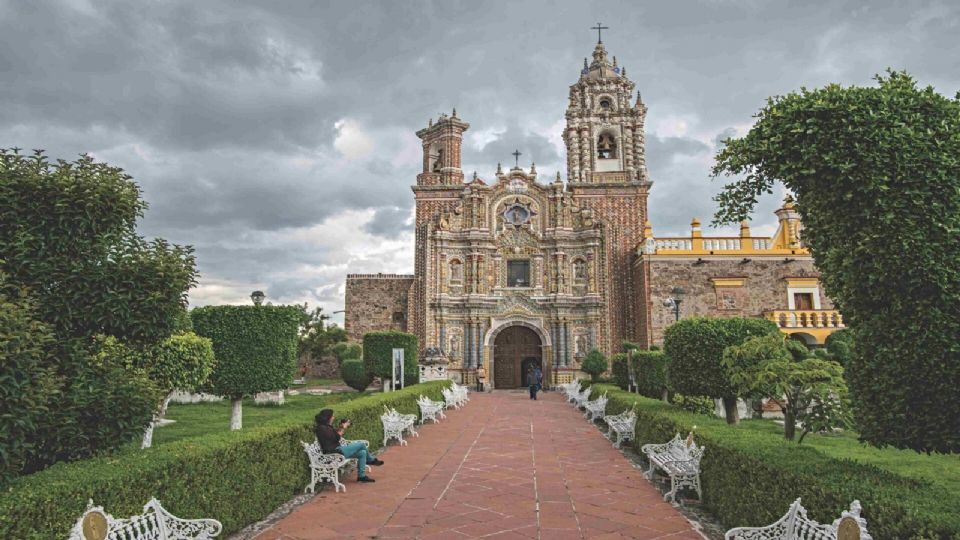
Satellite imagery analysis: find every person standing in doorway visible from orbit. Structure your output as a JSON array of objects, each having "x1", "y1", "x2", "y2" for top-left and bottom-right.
[
  {"x1": 527, "y1": 366, "x2": 540, "y2": 400},
  {"x1": 476, "y1": 365, "x2": 486, "y2": 392}
]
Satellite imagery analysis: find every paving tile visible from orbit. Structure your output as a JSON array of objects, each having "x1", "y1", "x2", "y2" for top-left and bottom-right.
[{"x1": 255, "y1": 392, "x2": 702, "y2": 539}]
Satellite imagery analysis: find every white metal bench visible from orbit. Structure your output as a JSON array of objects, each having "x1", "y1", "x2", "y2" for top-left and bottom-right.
[
  {"x1": 641, "y1": 432, "x2": 705, "y2": 503},
  {"x1": 381, "y1": 406, "x2": 418, "y2": 446},
  {"x1": 571, "y1": 386, "x2": 592, "y2": 408},
  {"x1": 417, "y1": 394, "x2": 446, "y2": 424},
  {"x1": 603, "y1": 405, "x2": 637, "y2": 448},
  {"x1": 584, "y1": 391, "x2": 608, "y2": 421},
  {"x1": 68, "y1": 498, "x2": 222, "y2": 540},
  {"x1": 452, "y1": 382, "x2": 469, "y2": 404},
  {"x1": 302, "y1": 439, "x2": 352, "y2": 493},
  {"x1": 725, "y1": 498, "x2": 872, "y2": 540},
  {"x1": 563, "y1": 381, "x2": 582, "y2": 402},
  {"x1": 442, "y1": 388, "x2": 462, "y2": 409}
]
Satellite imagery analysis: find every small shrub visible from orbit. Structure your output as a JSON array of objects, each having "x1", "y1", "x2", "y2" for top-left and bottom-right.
[
  {"x1": 580, "y1": 349, "x2": 608, "y2": 382},
  {"x1": 670, "y1": 393, "x2": 715, "y2": 415},
  {"x1": 362, "y1": 331, "x2": 418, "y2": 386},
  {"x1": 341, "y1": 360, "x2": 372, "y2": 391}
]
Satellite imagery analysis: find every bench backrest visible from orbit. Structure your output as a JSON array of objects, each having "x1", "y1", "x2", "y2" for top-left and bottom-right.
[{"x1": 70, "y1": 498, "x2": 222, "y2": 540}]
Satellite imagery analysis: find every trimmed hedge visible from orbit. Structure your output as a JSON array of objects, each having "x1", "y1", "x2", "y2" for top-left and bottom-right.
[
  {"x1": 362, "y1": 331, "x2": 418, "y2": 386},
  {"x1": 611, "y1": 353, "x2": 629, "y2": 389},
  {"x1": 0, "y1": 381, "x2": 450, "y2": 538},
  {"x1": 589, "y1": 384, "x2": 960, "y2": 539},
  {"x1": 635, "y1": 350, "x2": 669, "y2": 400}
]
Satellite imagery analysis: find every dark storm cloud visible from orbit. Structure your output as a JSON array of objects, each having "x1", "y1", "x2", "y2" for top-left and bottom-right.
[
  {"x1": 364, "y1": 206, "x2": 414, "y2": 239},
  {"x1": 1, "y1": 0, "x2": 957, "y2": 311}
]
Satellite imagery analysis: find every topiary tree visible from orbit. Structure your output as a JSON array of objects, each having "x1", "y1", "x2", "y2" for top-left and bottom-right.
[
  {"x1": 362, "y1": 331, "x2": 418, "y2": 389},
  {"x1": 723, "y1": 334, "x2": 851, "y2": 442},
  {"x1": 191, "y1": 305, "x2": 301, "y2": 430},
  {"x1": 580, "y1": 349, "x2": 608, "y2": 382},
  {"x1": 664, "y1": 317, "x2": 780, "y2": 424},
  {"x1": 0, "y1": 149, "x2": 196, "y2": 474},
  {"x1": 712, "y1": 71, "x2": 960, "y2": 452},
  {"x1": 634, "y1": 349, "x2": 670, "y2": 402},
  {"x1": 341, "y1": 359, "x2": 373, "y2": 392}
]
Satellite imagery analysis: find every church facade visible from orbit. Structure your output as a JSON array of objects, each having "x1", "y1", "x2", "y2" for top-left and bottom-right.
[{"x1": 345, "y1": 39, "x2": 843, "y2": 389}]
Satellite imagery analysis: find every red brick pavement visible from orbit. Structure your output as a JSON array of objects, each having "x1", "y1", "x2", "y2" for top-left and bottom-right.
[{"x1": 255, "y1": 391, "x2": 704, "y2": 540}]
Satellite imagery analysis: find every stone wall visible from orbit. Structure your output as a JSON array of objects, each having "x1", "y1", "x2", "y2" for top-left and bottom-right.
[
  {"x1": 636, "y1": 255, "x2": 833, "y2": 346},
  {"x1": 344, "y1": 274, "x2": 415, "y2": 342}
]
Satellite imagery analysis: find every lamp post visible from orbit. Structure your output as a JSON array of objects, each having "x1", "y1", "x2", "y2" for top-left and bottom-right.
[
  {"x1": 250, "y1": 290, "x2": 265, "y2": 306},
  {"x1": 663, "y1": 287, "x2": 686, "y2": 322}
]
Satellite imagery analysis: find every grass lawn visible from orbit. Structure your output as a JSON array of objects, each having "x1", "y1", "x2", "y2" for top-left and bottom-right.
[
  {"x1": 739, "y1": 418, "x2": 960, "y2": 495},
  {"x1": 295, "y1": 377, "x2": 344, "y2": 387},
  {"x1": 150, "y1": 391, "x2": 365, "y2": 447}
]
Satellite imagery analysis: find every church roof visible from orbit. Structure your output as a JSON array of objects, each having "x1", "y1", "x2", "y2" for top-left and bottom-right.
[{"x1": 580, "y1": 42, "x2": 623, "y2": 81}]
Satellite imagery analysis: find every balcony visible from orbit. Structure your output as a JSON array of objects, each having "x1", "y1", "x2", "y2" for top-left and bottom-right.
[{"x1": 763, "y1": 309, "x2": 845, "y2": 345}]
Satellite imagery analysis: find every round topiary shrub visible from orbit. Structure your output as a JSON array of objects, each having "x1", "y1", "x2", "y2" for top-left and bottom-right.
[
  {"x1": 341, "y1": 359, "x2": 373, "y2": 392},
  {"x1": 362, "y1": 331, "x2": 418, "y2": 387},
  {"x1": 580, "y1": 349, "x2": 608, "y2": 382},
  {"x1": 634, "y1": 350, "x2": 670, "y2": 401}
]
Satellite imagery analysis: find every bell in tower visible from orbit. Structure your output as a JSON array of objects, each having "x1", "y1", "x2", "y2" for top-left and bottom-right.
[
  {"x1": 563, "y1": 28, "x2": 649, "y2": 185},
  {"x1": 416, "y1": 109, "x2": 470, "y2": 187}
]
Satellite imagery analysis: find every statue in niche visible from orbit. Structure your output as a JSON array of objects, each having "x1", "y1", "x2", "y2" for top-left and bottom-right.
[
  {"x1": 438, "y1": 211, "x2": 450, "y2": 230},
  {"x1": 575, "y1": 335, "x2": 588, "y2": 357},
  {"x1": 449, "y1": 335, "x2": 462, "y2": 360}
]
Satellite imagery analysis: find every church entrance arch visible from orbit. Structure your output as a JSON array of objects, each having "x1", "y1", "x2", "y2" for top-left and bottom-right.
[{"x1": 490, "y1": 324, "x2": 545, "y2": 389}]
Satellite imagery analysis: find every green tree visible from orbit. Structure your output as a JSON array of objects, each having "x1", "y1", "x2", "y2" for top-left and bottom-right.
[
  {"x1": 664, "y1": 317, "x2": 780, "y2": 424},
  {"x1": 824, "y1": 329, "x2": 855, "y2": 368},
  {"x1": 634, "y1": 349, "x2": 670, "y2": 402},
  {"x1": 297, "y1": 305, "x2": 347, "y2": 361},
  {"x1": 711, "y1": 71, "x2": 960, "y2": 452},
  {"x1": 580, "y1": 349, "x2": 608, "y2": 382},
  {"x1": 192, "y1": 305, "x2": 301, "y2": 430},
  {"x1": 723, "y1": 334, "x2": 851, "y2": 442},
  {"x1": 0, "y1": 280, "x2": 58, "y2": 485},
  {"x1": 332, "y1": 341, "x2": 362, "y2": 366},
  {"x1": 0, "y1": 149, "x2": 196, "y2": 473}
]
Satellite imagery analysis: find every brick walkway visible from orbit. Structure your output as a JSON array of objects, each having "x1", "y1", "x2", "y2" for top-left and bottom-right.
[{"x1": 256, "y1": 391, "x2": 704, "y2": 539}]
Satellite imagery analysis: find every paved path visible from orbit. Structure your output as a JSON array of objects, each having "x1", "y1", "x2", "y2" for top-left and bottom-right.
[{"x1": 256, "y1": 391, "x2": 704, "y2": 540}]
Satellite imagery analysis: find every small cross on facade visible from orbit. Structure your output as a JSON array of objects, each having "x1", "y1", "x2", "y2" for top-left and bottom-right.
[
  {"x1": 591, "y1": 22, "x2": 609, "y2": 44},
  {"x1": 512, "y1": 149, "x2": 522, "y2": 168}
]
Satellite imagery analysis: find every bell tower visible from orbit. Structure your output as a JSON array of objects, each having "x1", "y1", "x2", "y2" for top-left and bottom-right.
[
  {"x1": 416, "y1": 109, "x2": 469, "y2": 187},
  {"x1": 563, "y1": 34, "x2": 649, "y2": 185}
]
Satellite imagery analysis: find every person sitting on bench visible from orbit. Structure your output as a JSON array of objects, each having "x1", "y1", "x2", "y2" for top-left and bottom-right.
[{"x1": 314, "y1": 408, "x2": 383, "y2": 483}]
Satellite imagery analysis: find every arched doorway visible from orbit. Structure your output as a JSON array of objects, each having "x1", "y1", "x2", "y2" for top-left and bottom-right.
[{"x1": 493, "y1": 326, "x2": 543, "y2": 389}]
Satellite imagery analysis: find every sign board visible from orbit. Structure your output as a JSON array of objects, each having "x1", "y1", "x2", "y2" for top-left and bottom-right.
[{"x1": 392, "y1": 348, "x2": 404, "y2": 391}]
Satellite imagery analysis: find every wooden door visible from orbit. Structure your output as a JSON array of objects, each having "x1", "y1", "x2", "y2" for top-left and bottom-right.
[
  {"x1": 493, "y1": 326, "x2": 542, "y2": 389},
  {"x1": 794, "y1": 293, "x2": 814, "y2": 310}
]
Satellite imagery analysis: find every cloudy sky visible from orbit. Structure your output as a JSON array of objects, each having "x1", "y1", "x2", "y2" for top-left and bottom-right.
[{"x1": 2, "y1": 0, "x2": 958, "y2": 325}]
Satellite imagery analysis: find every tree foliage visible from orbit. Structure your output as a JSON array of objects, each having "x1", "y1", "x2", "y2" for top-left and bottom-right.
[
  {"x1": 580, "y1": 349, "x2": 608, "y2": 382},
  {"x1": 824, "y1": 328, "x2": 855, "y2": 368},
  {"x1": 664, "y1": 317, "x2": 779, "y2": 424},
  {"x1": 0, "y1": 149, "x2": 196, "y2": 474},
  {"x1": 635, "y1": 350, "x2": 670, "y2": 401},
  {"x1": 332, "y1": 341, "x2": 362, "y2": 366},
  {"x1": 362, "y1": 331, "x2": 418, "y2": 386},
  {"x1": 0, "y1": 280, "x2": 58, "y2": 485},
  {"x1": 297, "y1": 304, "x2": 347, "y2": 363},
  {"x1": 723, "y1": 334, "x2": 851, "y2": 442},
  {"x1": 712, "y1": 71, "x2": 960, "y2": 452}
]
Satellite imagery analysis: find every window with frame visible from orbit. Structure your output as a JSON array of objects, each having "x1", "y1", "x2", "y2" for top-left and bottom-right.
[
  {"x1": 507, "y1": 260, "x2": 531, "y2": 288},
  {"x1": 449, "y1": 259, "x2": 463, "y2": 285}
]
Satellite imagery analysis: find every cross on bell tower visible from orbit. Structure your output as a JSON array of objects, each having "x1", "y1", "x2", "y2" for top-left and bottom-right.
[
  {"x1": 591, "y1": 22, "x2": 608, "y2": 44},
  {"x1": 512, "y1": 149, "x2": 522, "y2": 169}
]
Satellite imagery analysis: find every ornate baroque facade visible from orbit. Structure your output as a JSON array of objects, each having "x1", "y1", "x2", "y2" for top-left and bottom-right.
[{"x1": 345, "y1": 39, "x2": 843, "y2": 389}]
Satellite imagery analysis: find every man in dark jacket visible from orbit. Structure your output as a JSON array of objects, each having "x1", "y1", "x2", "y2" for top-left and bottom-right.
[
  {"x1": 526, "y1": 366, "x2": 539, "y2": 400},
  {"x1": 314, "y1": 409, "x2": 382, "y2": 483}
]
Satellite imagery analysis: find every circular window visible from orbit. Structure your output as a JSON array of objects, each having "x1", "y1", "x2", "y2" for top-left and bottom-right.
[{"x1": 599, "y1": 98, "x2": 612, "y2": 110}]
